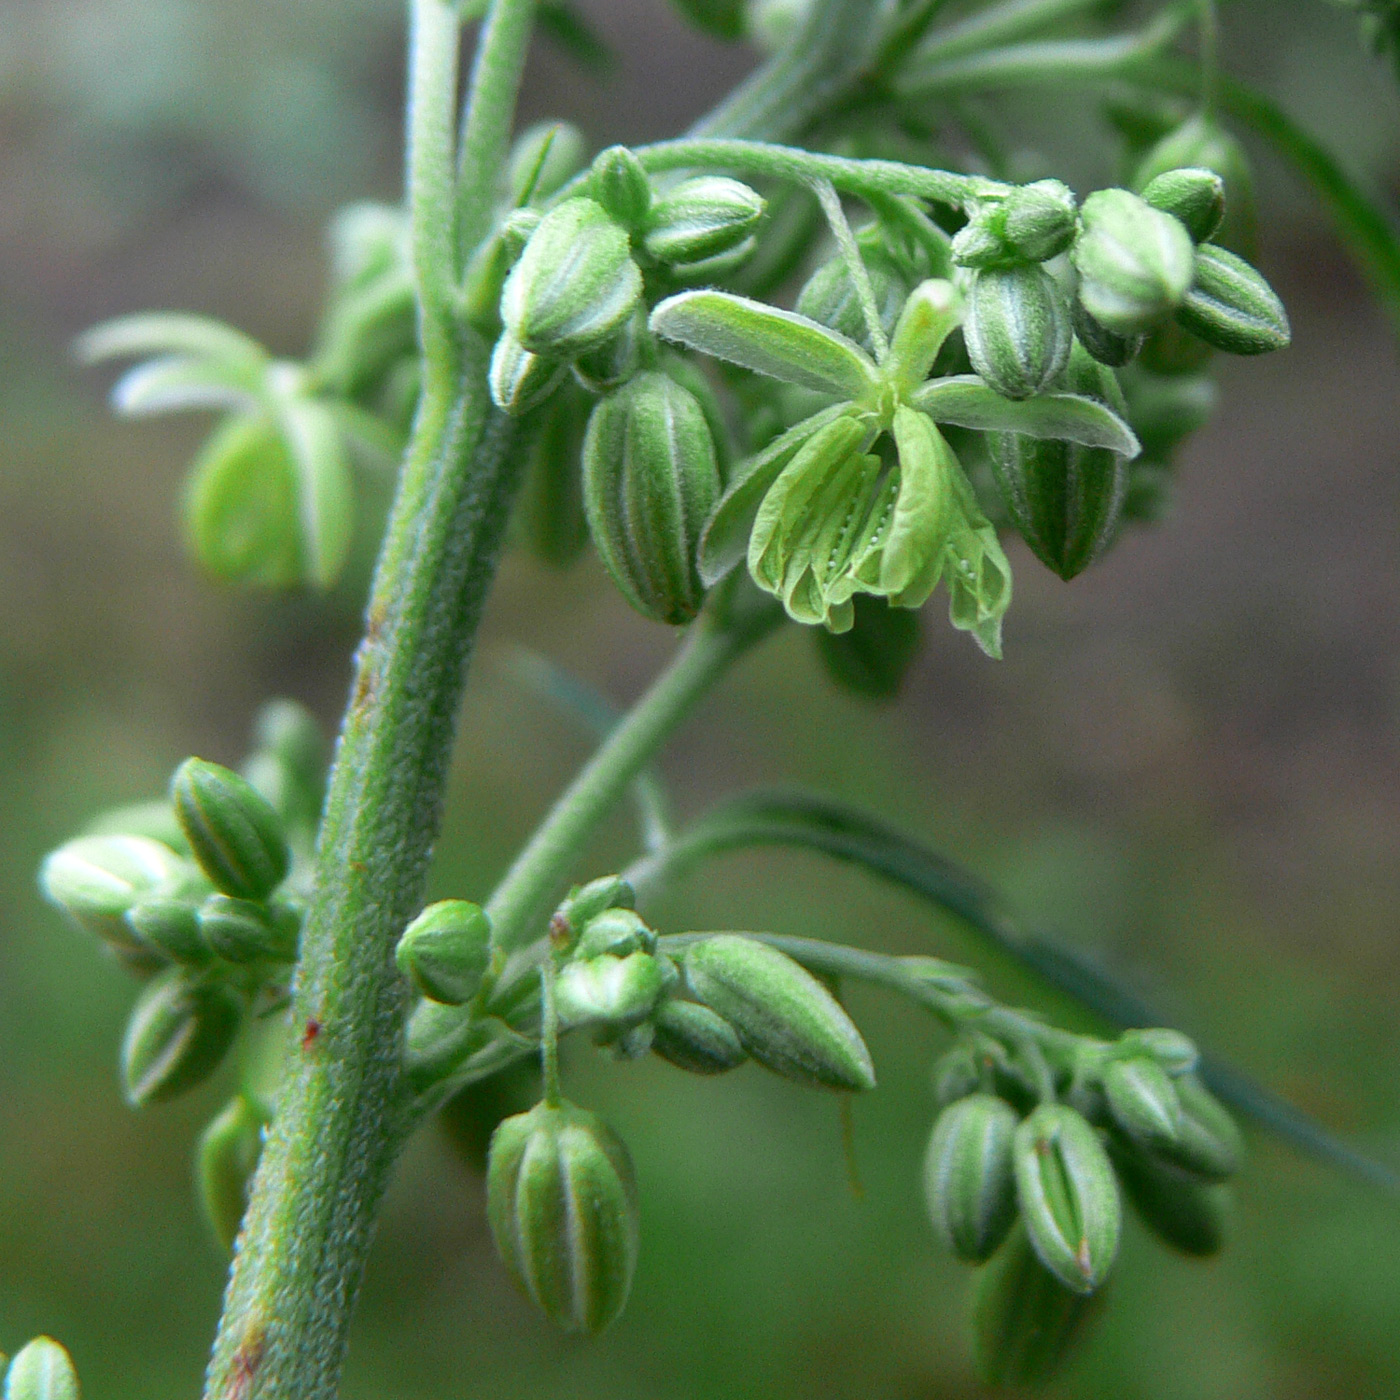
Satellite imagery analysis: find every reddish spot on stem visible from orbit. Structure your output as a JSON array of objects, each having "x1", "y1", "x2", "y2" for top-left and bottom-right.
[
  {"x1": 302, "y1": 1018, "x2": 322, "y2": 1051},
  {"x1": 227, "y1": 1323, "x2": 266, "y2": 1400}
]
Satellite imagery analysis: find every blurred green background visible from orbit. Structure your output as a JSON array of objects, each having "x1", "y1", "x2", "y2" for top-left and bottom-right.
[{"x1": 3, "y1": 0, "x2": 1400, "y2": 1395}]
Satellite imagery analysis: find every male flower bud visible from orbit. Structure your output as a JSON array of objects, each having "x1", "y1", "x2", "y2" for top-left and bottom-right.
[
  {"x1": 501, "y1": 198, "x2": 642, "y2": 359},
  {"x1": 121, "y1": 967, "x2": 242, "y2": 1107},
  {"x1": 963, "y1": 265, "x2": 1072, "y2": 400},
  {"x1": 553, "y1": 875, "x2": 635, "y2": 945},
  {"x1": 1141, "y1": 167, "x2": 1225, "y2": 243},
  {"x1": 126, "y1": 897, "x2": 209, "y2": 965},
  {"x1": 582, "y1": 370, "x2": 720, "y2": 625},
  {"x1": 1013, "y1": 1104, "x2": 1121, "y2": 1293},
  {"x1": 591, "y1": 146, "x2": 652, "y2": 229},
  {"x1": 955, "y1": 181, "x2": 1077, "y2": 268},
  {"x1": 1103, "y1": 1057, "x2": 1182, "y2": 1154},
  {"x1": 40, "y1": 833, "x2": 189, "y2": 954},
  {"x1": 683, "y1": 935, "x2": 875, "y2": 1091},
  {"x1": 1071, "y1": 297, "x2": 1144, "y2": 368},
  {"x1": 642, "y1": 176, "x2": 766, "y2": 265},
  {"x1": 3, "y1": 1338, "x2": 80, "y2": 1400},
  {"x1": 197, "y1": 1094, "x2": 264, "y2": 1251},
  {"x1": 1150, "y1": 1075, "x2": 1243, "y2": 1182},
  {"x1": 556, "y1": 951, "x2": 664, "y2": 1030},
  {"x1": 396, "y1": 900, "x2": 492, "y2": 1005},
  {"x1": 571, "y1": 306, "x2": 645, "y2": 394},
  {"x1": 1119, "y1": 1027, "x2": 1198, "y2": 1075},
  {"x1": 924, "y1": 1094, "x2": 1020, "y2": 1262},
  {"x1": 651, "y1": 998, "x2": 748, "y2": 1074},
  {"x1": 198, "y1": 894, "x2": 299, "y2": 964},
  {"x1": 796, "y1": 247, "x2": 910, "y2": 356},
  {"x1": 171, "y1": 758, "x2": 290, "y2": 902},
  {"x1": 488, "y1": 330, "x2": 566, "y2": 416},
  {"x1": 1072, "y1": 189, "x2": 1194, "y2": 335},
  {"x1": 1175, "y1": 244, "x2": 1290, "y2": 356},
  {"x1": 1111, "y1": 1139, "x2": 1228, "y2": 1257},
  {"x1": 486, "y1": 1100, "x2": 639, "y2": 1334},
  {"x1": 575, "y1": 907, "x2": 654, "y2": 960}
]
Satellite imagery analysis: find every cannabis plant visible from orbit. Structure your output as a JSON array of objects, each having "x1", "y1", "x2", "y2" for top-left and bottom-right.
[{"x1": 16, "y1": 0, "x2": 1400, "y2": 1395}]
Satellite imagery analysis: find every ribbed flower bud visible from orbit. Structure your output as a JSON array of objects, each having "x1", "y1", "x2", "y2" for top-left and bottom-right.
[
  {"x1": 121, "y1": 967, "x2": 242, "y2": 1107},
  {"x1": 501, "y1": 198, "x2": 642, "y2": 359},
  {"x1": 197, "y1": 1094, "x2": 264, "y2": 1250},
  {"x1": 1013, "y1": 1104, "x2": 1121, "y2": 1294},
  {"x1": 642, "y1": 176, "x2": 766, "y2": 265},
  {"x1": 40, "y1": 834, "x2": 189, "y2": 955},
  {"x1": 556, "y1": 952, "x2": 664, "y2": 1030},
  {"x1": 1141, "y1": 167, "x2": 1226, "y2": 243},
  {"x1": 582, "y1": 370, "x2": 720, "y2": 625},
  {"x1": 1111, "y1": 1139, "x2": 1228, "y2": 1257},
  {"x1": 1176, "y1": 244, "x2": 1290, "y2": 356},
  {"x1": 3, "y1": 1338, "x2": 80, "y2": 1400},
  {"x1": 198, "y1": 894, "x2": 299, "y2": 964},
  {"x1": 1148, "y1": 1075, "x2": 1243, "y2": 1182},
  {"x1": 488, "y1": 329, "x2": 566, "y2": 416},
  {"x1": 795, "y1": 247, "x2": 910, "y2": 357},
  {"x1": 1072, "y1": 189, "x2": 1195, "y2": 335},
  {"x1": 396, "y1": 899, "x2": 492, "y2": 1005},
  {"x1": 171, "y1": 758, "x2": 290, "y2": 902},
  {"x1": 1104, "y1": 1057, "x2": 1182, "y2": 1154},
  {"x1": 650, "y1": 998, "x2": 748, "y2": 1074},
  {"x1": 486, "y1": 1100, "x2": 639, "y2": 1334},
  {"x1": 683, "y1": 935, "x2": 875, "y2": 1091},
  {"x1": 1071, "y1": 296, "x2": 1144, "y2": 368},
  {"x1": 553, "y1": 875, "x2": 635, "y2": 945},
  {"x1": 924, "y1": 1093, "x2": 1020, "y2": 1262},
  {"x1": 126, "y1": 897, "x2": 209, "y2": 965},
  {"x1": 590, "y1": 146, "x2": 652, "y2": 230},
  {"x1": 575, "y1": 907, "x2": 654, "y2": 960},
  {"x1": 964, "y1": 265, "x2": 1072, "y2": 400},
  {"x1": 954, "y1": 180, "x2": 1077, "y2": 268}
]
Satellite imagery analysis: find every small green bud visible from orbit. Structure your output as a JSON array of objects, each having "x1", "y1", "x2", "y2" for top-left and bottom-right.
[
  {"x1": 396, "y1": 900, "x2": 492, "y2": 1005},
  {"x1": 651, "y1": 998, "x2": 748, "y2": 1074},
  {"x1": 643, "y1": 176, "x2": 766, "y2": 265},
  {"x1": 964, "y1": 265, "x2": 1072, "y2": 400},
  {"x1": 121, "y1": 967, "x2": 243, "y2": 1107},
  {"x1": 1103, "y1": 1057, "x2": 1182, "y2": 1153},
  {"x1": 931, "y1": 1040, "x2": 983, "y2": 1108},
  {"x1": 1132, "y1": 114, "x2": 1255, "y2": 254},
  {"x1": 553, "y1": 875, "x2": 635, "y2": 943},
  {"x1": 1072, "y1": 189, "x2": 1195, "y2": 335},
  {"x1": 197, "y1": 1094, "x2": 264, "y2": 1251},
  {"x1": 1175, "y1": 244, "x2": 1290, "y2": 356},
  {"x1": 1119, "y1": 1027, "x2": 1199, "y2": 1075},
  {"x1": 795, "y1": 247, "x2": 911, "y2": 357},
  {"x1": 505, "y1": 121, "x2": 586, "y2": 207},
  {"x1": 925, "y1": 1094, "x2": 1020, "y2": 1262},
  {"x1": 171, "y1": 758, "x2": 290, "y2": 902},
  {"x1": 126, "y1": 897, "x2": 210, "y2": 965},
  {"x1": 40, "y1": 834, "x2": 189, "y2": 954},
  {"x1": 1013, "y1": 1104, "x2": 1121, "y2": 1293},
  {"x1": 1141, "y1": 167, "x2": 1225, "y2": 243},
  {"x1": 488, "y1": 329, "x2": 567, "y2": 416},
  {"x1": 582, "y1": 371, "x2": 720, "y2": 625},
  {"x1": 486, "y1": 1100, "x2": 639, "y2": 1334},
  {"x1": 501, "y1": 198, "x2": 642, "y2": 359},
  {"x1": 1111, "y1": 1140, "x2": 1229, "y2": 1257},
  {"x1": 3, "y1": 1339, "x2": 80, "y2": 1400},
  {"x1": 555, "y1": 951, "x2": 664, "y2": 1030},
  {"x1": 1148, "y1": 1075, "x2": 1243, "y2": 1182},
  {"x1": 972, "y1": 1224, "x2": 1097, "y2": 1388},
  {"x1": 1072, "y1": 296, "x2": 1144, "y2": 368},
  {"x1": 571, "y1": 306, "x2": 645, "y2": 394},
  {"x1": 198, "y1": 894, "x2": 298, "y2": 964},
  {"x1": 683, "y1": 935, "x2": 876, "y2": 1091},
  {"x1": 954, "y1": 181, "x2": 1077, "y2": 269},
  {"x1": 815, "y1": 594, "x2": 922, "y2": 701},
  {"x1": 575, "y1": 907, "x2": 654, "y2": 960},
  {"x1": 591, "y1": 146, "x2": 652, "y2": 229}
]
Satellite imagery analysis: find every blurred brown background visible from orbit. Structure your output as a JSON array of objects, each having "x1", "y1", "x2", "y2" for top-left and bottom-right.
[{"x1": 2, "y1": 0, "x2": 1400, "y2": 1396}]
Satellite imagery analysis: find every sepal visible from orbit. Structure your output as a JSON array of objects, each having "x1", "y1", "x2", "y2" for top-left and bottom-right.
[{"x1": 396, "y1": 900, "x2": 492, "y2": 1005}]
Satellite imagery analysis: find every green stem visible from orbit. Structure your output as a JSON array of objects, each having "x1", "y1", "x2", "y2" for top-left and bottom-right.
[{"x1": 814, "y1": 178, "x2": 889, "y2": 360}]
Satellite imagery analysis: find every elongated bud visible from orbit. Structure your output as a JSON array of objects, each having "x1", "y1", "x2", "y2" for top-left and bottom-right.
[
  {"x1": 1072, "y1": 189, "x2": 1194, "y2": 335},
  {"x1": 396, "y1": 900, "x2": 492, "y2": 1005},
  {"x1": 575, "y1": 907, "x2": 654, "y2": 960},
  {"x1": 198, "y1": 894, "x2": 299, "y2": 964},
  {"x1": 1175, "y1": 244, "x2": 1289, "y2": 356},
  {"x1": 502, "y1": 199, "x2": 642, "y2": 359},
  {"x1": 126, "y1": 897, "x2": 210, "y2": 965},
  {"x1": 556, "y1": 952, "x2": 664, "y2": 1030},
  {"x1": 964, "y1": 265, "x2": 1072, "y2": 400},
  {"x1": 651, "y1": 998, "x2": 748, "y2": 1074},
  {"x1": 486, "y1": 1100, "x2": 639, "y2": 1334},
  {"x1": 197, "y1": 1094, "x2": 264, "y2": 1250},
  {"x1": 505, "y1": 121, "x2": 586, "y2": 207},
  {"x1": 591, "y1": 146, "x2": 652, "y2": 229},
  {"x1": 1103, "y1": 1057, "x2": 1182, "y2": 1153},
  {"x1": 1072, "y1": 297, "x2": 1143, "y2": 368},
  {"x1": 582, "y1": 371, "x2": 720, "y2": 625},
  {"x1": 683, "y1": 935, "x2": 875, "y2": 1091},
  {"x1": 1141, "y1": 167, "x2": 1225, "y2": 243},
  {"x1": 972, "y1": 1224, "x2": 1097, "y2": 1388},
  {"x1": 1013, "y1": 1104, "x2": 1120, "y2": 1293},
  {"x1": 1111, "y1": 1138, "x2": 1228, "y2": 1257},
  {"x1": 1118, "y1": 1027, "x2": 1198, "y2": 1075},
  {"x1": 40, "y1": 834, "x2": 189, "y2": 954},
  {"x1": 489, "y1": 329, "x2": 566, "y2": 416},
  {"x1": 121, "y1": 968, "x2": 242, "y2": 1107},
  {"x1": 3, "y1": 1339, "x2": 80, "y2": 1400},
  {"x1": 925, "y1": 1094, "x2": 1020, "y2": 1262},
  {"x1": 643, "y1": 176, "x2": 766, "y2": 265},
  {"x1": 171, "y1": 758, "x2": 290, "y2": 902},
  {"x1": 1149, "y1": 1075, "x2": 1243, "y2": 1182},
  {"x1": 553, "y1": 875, "x2": 635, "y2": 945},
  {"x1": 815, "y1": 594, "x2": 922, "y2": 701}
]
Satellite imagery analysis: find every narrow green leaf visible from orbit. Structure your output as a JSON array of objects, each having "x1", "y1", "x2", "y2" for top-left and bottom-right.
[
  {"x1": 650, "y1": 291, "x2": 880, "y2": 399},
  {"x1": 272, "y1": 392, "x2": 355, "y2": 590},
  {"x1": 76, "y1": 312, "x2": 269, "y2": 370},
  {"x1": 912, "y1": 376, "x2": 1141, "y2": 456},
  {"x1": 111, "y1": 356, "x2": 263, "y2": 418}
]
